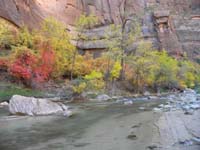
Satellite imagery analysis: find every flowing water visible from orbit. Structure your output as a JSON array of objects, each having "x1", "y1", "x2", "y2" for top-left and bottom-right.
[{"x1": 0, "y1": 100, "x2": 165, "y2": 150}]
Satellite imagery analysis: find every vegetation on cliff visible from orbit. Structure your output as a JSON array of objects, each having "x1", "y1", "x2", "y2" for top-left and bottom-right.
[{"x1": 0, "y1": 16, "x2": 199, "y2": 95}]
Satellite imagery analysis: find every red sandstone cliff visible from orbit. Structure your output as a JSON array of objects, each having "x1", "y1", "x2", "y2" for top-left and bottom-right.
[{"x1": 0, "y1": 0, "x2": 199, "y2": 60}]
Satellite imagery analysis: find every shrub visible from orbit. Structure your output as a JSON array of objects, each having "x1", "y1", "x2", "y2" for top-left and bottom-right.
[
  {"x1": 0, "y1": 57, "x2": 9, "y2": 70},
  {"x1": 0, "y1": 19, "x2": 16, "y2": 49},
  {"x1": 110, "y1": 61, "x2": 122, "y2": 80},
  {"x1": 84, "y1": 70, "x2": 105, "y2": 91},
  {"x1": 72, "y1": 82, "x2": 87, "y2": 94},
  {"x1": 9, "y1": 44, "x2": 56, "y2": 85},
  {"x1": 9, "y1": 48, "x2": 37, "y2": 84},
  {"x1": 15, "y1": 27, "x2": 34, "y2": 49},
  {"x1": 154, "y1": 51, "x2": 179, "y2": 89}
]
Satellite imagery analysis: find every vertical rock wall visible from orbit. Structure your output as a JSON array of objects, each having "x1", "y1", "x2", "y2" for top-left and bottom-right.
[{"x1": 0, "y1": 0, "x2": 199, "y2": 59}]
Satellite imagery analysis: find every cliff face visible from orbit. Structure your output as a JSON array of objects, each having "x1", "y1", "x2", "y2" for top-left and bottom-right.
[{"x1": 0, "y1": 0, "x2": 200, "y2": 60}]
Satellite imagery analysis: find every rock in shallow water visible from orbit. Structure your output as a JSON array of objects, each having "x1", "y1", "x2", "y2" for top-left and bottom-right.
[
  {"x1": 0, "y1": 101, "x2": 9, "y2": 107},
  {"x1": 153, "y1": 107, "x2": 162, "y2": 112},
  {"x1": 96, "y1": 94, "x2": 111, "y2": 101},
  {"x1": 9, "y1": 95, "x2": 72, "y2": 116}
]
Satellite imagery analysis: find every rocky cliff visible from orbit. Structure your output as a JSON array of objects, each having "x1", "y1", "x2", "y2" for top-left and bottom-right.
[{"x1": 0, "y1": 0, "x2": 200, "y2": 60}]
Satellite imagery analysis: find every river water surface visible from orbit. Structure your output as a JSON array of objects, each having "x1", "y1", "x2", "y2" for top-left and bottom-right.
[{"x1": 0, "y1": 100, "x2": 164, "y2": 150}]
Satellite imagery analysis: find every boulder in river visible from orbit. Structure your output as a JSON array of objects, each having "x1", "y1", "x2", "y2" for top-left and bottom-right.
[
  {"x1": 96, "y1": 94, "x2": 111, "y2": 101},
  {"x1": 9, "y1": 95, "x2": 72, "y2": 116},
  {"x1": 0, "y1": 101, "x2": 9, "y2": 107}
]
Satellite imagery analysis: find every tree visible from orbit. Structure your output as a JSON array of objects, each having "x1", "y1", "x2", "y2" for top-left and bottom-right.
[
  {"x1": 178, "y1": 59, "x2": 197, "y2": 88},
  {"x1": 16, "y1": 26, "x2": 34, "y2": 49},
  {"x1": 0, "y1": 19, "x2": 15, "y2": 49},
  {"x1": 153, "y1": 51, "x2": 179, "y2": 90},
  {"x1": 40, "y1": 17, "x2": 76, "y2": 78},
  {"x1": 105, "y1": 18, "x2": 141, "y2": 80},
  {"x1": 71, "y1": 14, "x2": 98, "y2": 80},
  {"x1": 126, "y1": 42, "x2": 187, "y2": 93},
  {"x1": 126, "y1": 42, "x2": 157, "y2": 93}
]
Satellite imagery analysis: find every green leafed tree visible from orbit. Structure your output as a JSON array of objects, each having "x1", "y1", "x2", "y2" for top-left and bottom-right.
[
  {"x1": 105, "y1": 18, "x2": 141, "y2": 80},
  {"x1": 0, "y1": 19, "x2": 16, "y2": 49},
  {"x1": 70, "y1": 14, "x2": 99, "y2": 80}
]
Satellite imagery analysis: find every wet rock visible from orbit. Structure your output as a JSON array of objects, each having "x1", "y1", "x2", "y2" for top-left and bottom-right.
[
  {"x1": 182, "y1": 105, "x2": 190, "y2": 111},
  {"x1": 184, "y1": 109, "x2": 194, "y2": 115},
  {"x1": 159, "y1": 104, "x2": 164, "y2": 108},
  {"x1": 192, "y1": 137, "x2": 200, "y2": 145},
  {"x1": 159, "y1": 104, "x2": 172, "y2": 111},
  {"x1": 147, "y1": 144, "x2": 158, "y2": 150},
  {"x1": 9, "y1": 95, "x2": 72, "y2": 116},
  {"x1": 148, "y1": 96, "x2": 158, "y2": 100},
  {"x1": 143, "y1": 91, "x2": 151, "y2": 96},
  {"x1": 124, "y1": 100, "x2": 133, "y2": 105},
  {"x1": 179, "y1": 139, "x2": 193, "y2": 146},
  {"x1": 132, "y1": 123, "x2": 142, "y2": 128},
  {"x1": 180, "y1": 89, "x2": 197, "y2": 102},
  {"x1": 167, "y1": 94, "x2": 177, "y2": 101},
  {"x1": 190, "y1": 104, "x2": 200, "y2": 109},
  {"x1": 163, "y1": 105, "x2": 172, "y2": 109},
  {"x1": 127, "y1": 133, "x2": 138, "y2": 140},
  {"x1": 141, "y1": 97, "x2": 149, "y2": 101},
  {"x1": 139, "y1": 107, "x2": 145, "y2": 110},
  {"x1": 96, "y1": 94, "x2": 111, "y2": 101},
  {"x1": 73, "y1": 142, "x2": 90, "y2": 147},
  {"x1": 156, "y1": 89, "x2": 200, "y2": 113},
  {"x1": 196, "y1": 94, "x2": 200, "y2": 101},
  {"x1": 184, "y1": 88, "x2": 196, "y2": 94},
  {"x1": 0, "y1": 101, "x2": 9, "y2": 107},
  {"x1": 153, "y1": 108, "x2": 162, "y2": 112},
  {"x1": 111, "y1": 96, "x2": 122, "y2": 100}
]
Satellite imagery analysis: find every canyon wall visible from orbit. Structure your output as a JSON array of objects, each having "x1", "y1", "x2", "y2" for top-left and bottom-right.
[{"x1": 0, "y1": 0, "x2": 200, "y2": 60}]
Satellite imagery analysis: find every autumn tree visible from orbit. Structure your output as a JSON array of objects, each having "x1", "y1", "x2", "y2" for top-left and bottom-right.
[
  {"x1": 105, "y1": 17, "x2": 141, "y2": 80},
  {"x1": 126, "y1": 42, "x2": 157, "y2": 93},
  {"x1": 71, "y1": 14, "x2": 98, "y2": 80},
  {"x1": 40, "y1": 17, "x2": 76, "y2": 78},
  {"x1": 0, "y1": 19, "x2": 16, "y2": 49}
]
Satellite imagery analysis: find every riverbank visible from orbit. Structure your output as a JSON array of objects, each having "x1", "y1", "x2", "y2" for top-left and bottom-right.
[{"x1": 152, "y1": 110, "x2": 200, "y2": 150}]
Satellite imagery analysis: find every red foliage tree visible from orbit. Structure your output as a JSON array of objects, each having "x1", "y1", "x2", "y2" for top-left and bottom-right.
[
  {"x1": 34, "y1": 45, "x2": 55, "y2": 82},
  {"x1": 9, "y1": 50, "x2": 37, "y2": 81},
  {"x1": 9, "y1": 45, "x2": 55, "y2": 85}
]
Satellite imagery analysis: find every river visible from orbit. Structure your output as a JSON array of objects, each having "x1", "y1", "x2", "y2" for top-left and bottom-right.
[
  {"x1": 0, "y1": 99, "x2": 200, "y2": 150},
  {"x1": 0, "y1": 100, "x2": 164, "y2": 150}
]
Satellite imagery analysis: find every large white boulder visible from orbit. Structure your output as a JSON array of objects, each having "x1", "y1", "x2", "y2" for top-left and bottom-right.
[{"x1": 9, "y1": 95, "x2": 72, "y2": 116}]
